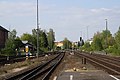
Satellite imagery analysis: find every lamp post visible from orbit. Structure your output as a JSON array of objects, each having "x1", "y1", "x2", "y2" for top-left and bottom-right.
[
  {"x1": 36, "y1": 0, "x2": 39, "y2": 58},
  {"x1": 105, "y1": 19, "x2": 108, "y2": 54}
]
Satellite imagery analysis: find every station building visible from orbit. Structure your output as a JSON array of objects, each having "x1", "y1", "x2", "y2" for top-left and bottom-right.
[
  {"x1": 0, "y1": 26, "x2": 9, "y2": 49},
  {"x1": 55, "y1": 41, "x2": 64, "y2": 50}
]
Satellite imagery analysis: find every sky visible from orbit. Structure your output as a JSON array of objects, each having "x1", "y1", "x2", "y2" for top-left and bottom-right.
[{"x1": 0, "y1": 0, "x2": 120, "y2": 41}]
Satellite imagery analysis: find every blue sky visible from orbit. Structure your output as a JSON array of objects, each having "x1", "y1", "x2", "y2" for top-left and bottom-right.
[
  {"x1": 0, "y1": 0, "x2": 120, "y2": 41},
  {"x1": 40, "y1": 0, "x2": 120, "y2": 8}
]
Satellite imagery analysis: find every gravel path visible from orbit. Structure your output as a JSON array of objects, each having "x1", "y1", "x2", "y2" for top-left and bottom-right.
[{"x1": 50, "y1": 52, "x2": 97, "y2": 80}]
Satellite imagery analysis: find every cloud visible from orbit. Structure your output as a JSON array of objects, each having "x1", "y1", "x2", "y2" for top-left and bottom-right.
[
  {"x1": 91, "y1": 8, "x2": 112, "y2": 13},
  {"x1": 0, "y1": 1, "x2": 36, "y2": 18},
  {"x1": 40, "y1": 5, "x2": 120, "y2": 41},
  {"x1": 1, "y1": 1, "x2": 120, "y2": 41},
  {"x1": 0, "y1": 1, "x2": 37, "y2": 37}
]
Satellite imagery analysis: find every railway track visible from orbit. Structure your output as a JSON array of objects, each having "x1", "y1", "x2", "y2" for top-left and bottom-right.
[
  {"x1": 91, "y1": 53, "x2": 120, "y2": 66},
  {"x1": 0, "y1": 51, "x2": 58, "y2": 67},
  {"x1": 0, "y1": 55, "x2": 36, "y2": 67},
  {"x1": 75, "y1": 51, "x2": 120, "y2": 75},
  {"x1": 4, "y1": 52, "x2": 64, "y2": 80}
]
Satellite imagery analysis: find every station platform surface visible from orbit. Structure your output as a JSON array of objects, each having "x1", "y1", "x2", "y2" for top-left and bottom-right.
[{"x1": 56, "y1": 70, "x2": 120, "y2": 80}]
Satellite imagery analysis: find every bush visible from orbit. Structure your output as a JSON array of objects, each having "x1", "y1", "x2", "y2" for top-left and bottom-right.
[
  {"x1": 107, "y1": 46, "x2": 120, "y2": 56},
  {"x1": 81, "y1": 42, "x2": 93, "y2": 52},
  {"x1": 40, "y1": 47, "x2": 48, "y2": 52},
  {"x1": 1, "y1": 48, "x2": 16, "y2": 56}
]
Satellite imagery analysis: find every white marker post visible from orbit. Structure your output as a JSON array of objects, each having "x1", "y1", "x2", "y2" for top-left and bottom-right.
[
  {"x1": 53, "y1": 76, "x2": 57, "y2": 80},
  {"x1": 70, "y1": 75, "x2": 73, "y2": 80}
]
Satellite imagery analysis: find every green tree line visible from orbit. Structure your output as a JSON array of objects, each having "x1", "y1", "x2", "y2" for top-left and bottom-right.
[
  {"x1": 82, "y1": 27, "x2": 120, "y2": 56},
  {"x1": 63, "y1": 38, "x2": 72, "y2": 49},
  {"x1": 0, "y1": 28, "x2": 55, "y2": 56}
]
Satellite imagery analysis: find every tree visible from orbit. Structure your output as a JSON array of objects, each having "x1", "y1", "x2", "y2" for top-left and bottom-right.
[
  {"x1": 32, "y1": 29, "x2": 38, "y2": 47},
  {"x1": 5, "y1": 29, "x2": 17, "y2": 49},
  {"x1": 115, "y1": 27, "x2": 120, "y2": 51},
  {"x1": 8, "y1": 29, "x2": 17, "y2": 40},
  {"x1": 1, "y1": 29, "x2": 22, "y2": 56},
  {"x1": 40, "y1": 31, "x2": 48, "y2": 48},
  {"x1": 47, "y1": 29, "x2": 55, "y2": 50},
  {"x1": 82, "y1": 42, "x2": 92, "y2": 51},
  {"x1": 101, "y1": 30, "x2": 114, "y2": 49},
  {"x1": 14, "y1": 37, "x2": 23, "y2": 49},
  {"x1": 20, "y1": 33, "x2": 33, "y2": 43},
  {"x1": 91, "y1": 29, "x2": 115, "y2": 52},
  {"x1": 63, "y1": 38, "x2": 72, "y2": 49},
  {"x1": 91, "y1": 32, "x2": 103, "y2": 51}
]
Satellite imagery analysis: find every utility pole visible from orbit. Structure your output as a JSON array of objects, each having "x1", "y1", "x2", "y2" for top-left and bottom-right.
[
  {"x1": 87, "y1": 26, "x2": 89, "y2": 41},
  {"x1": 36, "y1": 0, "x2": 39, "y2": 58},
  {"x1": 105, "y1": 19, "x2": 108, "y2": 54}
]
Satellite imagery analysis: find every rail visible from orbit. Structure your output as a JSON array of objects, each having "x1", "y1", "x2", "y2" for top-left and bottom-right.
[
  {"x1": 75, "y1": 51, "x2": 120, "y2": 75},
  {"x1": 5, "y1": 52, "x2": 64, "y2": 80}
]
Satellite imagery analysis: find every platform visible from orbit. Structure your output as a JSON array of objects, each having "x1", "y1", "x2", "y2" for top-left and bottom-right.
[{"x1": 56, "y1": 70, "x2": 120, "y2": 80}]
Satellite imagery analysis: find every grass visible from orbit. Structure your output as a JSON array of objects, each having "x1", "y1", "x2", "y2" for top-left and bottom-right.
[{"x1": 0, "y1": 60, "x2": 31, "y2": 75}]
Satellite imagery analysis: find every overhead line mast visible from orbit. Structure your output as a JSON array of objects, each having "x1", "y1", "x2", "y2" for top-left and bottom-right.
[
  {"x1": 105, "y1": 19, "x2": 108, "y2": 54},
  {"x1": 36, "y1": 0, "x2": 39, "y2": 58}
]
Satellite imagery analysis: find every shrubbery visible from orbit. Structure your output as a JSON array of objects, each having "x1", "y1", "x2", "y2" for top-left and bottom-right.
[
  {"x1": 1, "y1": 48, "x2": 16, "y2": 56},
  {"x1": 82, "y1": 27, "x2": 120, "y2": 56}
]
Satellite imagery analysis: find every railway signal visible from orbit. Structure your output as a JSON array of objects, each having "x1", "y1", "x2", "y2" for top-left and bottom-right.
[{"x1": 78, "y1": 37, "x2": 84, "y2": 47}]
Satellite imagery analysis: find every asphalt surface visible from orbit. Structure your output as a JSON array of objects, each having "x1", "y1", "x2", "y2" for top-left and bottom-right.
[{"x1": 57, "y1": 70, "x2": 120, "y2": 80}]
